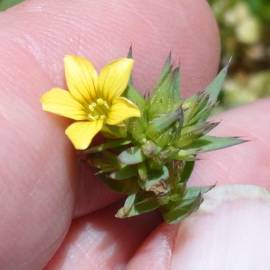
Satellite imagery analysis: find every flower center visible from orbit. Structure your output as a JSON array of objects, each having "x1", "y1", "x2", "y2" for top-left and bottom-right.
[{"x1": 88, "y1": 98, "x2": 110, "y2": 121}]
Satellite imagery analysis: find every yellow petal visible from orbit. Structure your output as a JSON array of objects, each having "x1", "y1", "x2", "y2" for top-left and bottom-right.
[
  {"x1": 65, "y1": 120, "x2": 103, "y2": 150},
  {"x1": 64, "y1": 55, "x2": 98, "y2": 104},
  {"x1": 106, "y1": 97, "x2": 141, "y2": 125},
  {"x1": 41, "y1": 88, "x2": 88, "y2": 120},
  {"x1": 98, "y1": 58, "x2": 134, "y2": 101}
]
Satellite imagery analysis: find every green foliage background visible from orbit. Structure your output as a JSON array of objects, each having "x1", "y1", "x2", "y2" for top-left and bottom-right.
[
  {"x1": 1, "y1": 0, "x2": 270, "y2": 110},
  {"x1": 0, "y1": 0, "x2": 23, "y2": 10},
  {"x1": 210, "y1": 0, "x2": 270, "y2": 110}
]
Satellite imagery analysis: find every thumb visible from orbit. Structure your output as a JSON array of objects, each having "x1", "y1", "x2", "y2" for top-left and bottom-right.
[{"x1": 127, "y1": 185, "x2": 270, "y2": 270}]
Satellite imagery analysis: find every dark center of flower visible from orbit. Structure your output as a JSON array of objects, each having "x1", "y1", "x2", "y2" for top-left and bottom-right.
[{"x1": 88, "y1": 98, "x2": 110, "y2": 120}]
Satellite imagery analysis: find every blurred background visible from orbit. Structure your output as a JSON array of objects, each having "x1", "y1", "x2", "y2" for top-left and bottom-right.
[
  {"x1": 209, "y1": 0, "x2": 270, "y2": 111},
  {"x1": 1, "y1": 0, "x2": 270, "y2": 111}
]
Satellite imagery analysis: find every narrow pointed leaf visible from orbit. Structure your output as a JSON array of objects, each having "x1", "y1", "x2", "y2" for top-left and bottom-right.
[
  {"x1": 85, "y1": 139, "x2": 131, "y2": 154},
  {"x1": 141, "y1": 166, "x2": 170, "y2": 194},
  {"x1": 146, "y1": 108, "x2": 184, "y2": 137},
  {"x1": 179, "y1": 161, "x2": 195, "y2": 183},
  {"x1": 124, "y1": 84, "x2": 145, "y2": 110},
  {"x1": 101, "y1": 177, "x2": 139, "y2": 194},
  {"x1": 176, "y1": 122, "x2": 220, "y2": 148},
  {"x1": 185, "y1": 135, "x2": 246, "y2": 153},
  {"x1": 115, "y1": 192, "x2": 159, "y2": 218},
  {"x1": 156, "y1": 52, "x2": 173, "y2": 87},
  {"x1": 149, "y1": 66, "x2": 181, "y2": 118},
  {"x1": 206, "y1": 62, "x2": 230, "y2": 104},
  {"x1": 127, "y1": 117, "x2": 147, "y2": 143},
  {"x1": 161, "y1": 185, "x2": 213, "y2": 223},
  {"x1": 161, "y1": 193, "x2": 203, "y2": 224},
  {"x1": 110, "y1": 166, "x2": 138, "y2": 180}
]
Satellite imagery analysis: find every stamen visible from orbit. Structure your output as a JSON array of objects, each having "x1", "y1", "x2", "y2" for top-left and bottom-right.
[
  {"x1": 89, "y1": 102, "x2": 96, "y2": 111},
  {"x1": 88, "y1": 114, "x2": 96, "y2": 120},
  {"x1": 88, "y1": 98, "x2": 109, "y2": 121},
  {"x1": 97, "y1": 98, "x2": 104, "y2": 105}
]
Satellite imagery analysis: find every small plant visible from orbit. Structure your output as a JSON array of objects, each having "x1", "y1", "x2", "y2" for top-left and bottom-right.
[{"x1": 41, "y1": 50, "x2": 244, "y2": 223}]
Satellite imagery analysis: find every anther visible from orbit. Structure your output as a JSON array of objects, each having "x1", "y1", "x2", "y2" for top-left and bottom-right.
[
  {"x1": 97, "y1": 98, "x2": 104, "y2": 105},
  {"x1": 88, "y1": 114, "x2": 96, "y2": 120},
  {"x1": 89, "y1": 102, "x2": 97, "y2": 112}
]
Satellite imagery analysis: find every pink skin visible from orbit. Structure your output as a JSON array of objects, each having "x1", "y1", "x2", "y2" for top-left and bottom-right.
[{"x1": 0, "y1": 0, "x2": 269, "y2": 269}]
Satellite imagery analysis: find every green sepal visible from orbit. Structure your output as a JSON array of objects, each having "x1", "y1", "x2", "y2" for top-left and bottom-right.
[
  {"x1": 141, "y1": 141, "x2": 161, "y2": 157},
  {"x1": 125, "y1": 46, "x2": 146, "y2": 110},
  {"x1": 174, "y1": 135, "x2": 244, "y2": 160},
  {"x1": 148, "y1": 109, "x2": 183, "y2": 133},
  {"x1": 148, "y1": 55, "x2": 181, "y2": 118},
  {"x1": 175, "y1": 122, "x2": 220, "y2": 148},
  {"x1": 125, "y1": 84, "x2": 146, "y2": 111},
  {"x1": 185, "y1": 135, "x2": 246, "y2": 153},
  {"x1": 206, "y1": 62, "x2": 230, "y2": 104},
  {"x1": 139, "y1": 165, "x2": 170, "y2": 194},
  {"x1": 157, "y1": 52, "x2": 173, "y2": 85},
  {"x1": 101, "y1": 176, "x2": 139, "y2": 194},
  {"x1": 174, "y1": 150, "x2": 197, "y2": 161},
  {"x1": 110, "y1": 166, "x2": 138, "y2": 180},
  {"x1": 187, "y1": 102, "x2": 215, "y2": 126},
  {"x1": 183, "y1": 92, "x2": 210, "y2": 125},
  {"x1": 88, "y1": 151, "x2": 120, "y2": 173},
  {"x1": 182, "y1": 61, "x2": 230, "y2": 126},
  {"x1": 179, "y1": 161, "x2": 195, "y2": 183},
  {"x1": 161, "y1": 186, "x2": 212, "y2": 224},
  {"x1": 146, "y1": 108, "x2": 184, "y2": 144},
  {"x1": 115, "y1": 192, "x2": 159, "y2": 218},
  {"x1": 85, "y1": 139, "x2": 131, "y2": 154},
  {"x1": 127, "y1": 117, "x2": 147, "y2": 143},
  {"x1": 118, "y1": 146, "x2": 145, "y2": 165},
  {"x1": 101, "y1": 125, "x2": 127, "y2": 139}
]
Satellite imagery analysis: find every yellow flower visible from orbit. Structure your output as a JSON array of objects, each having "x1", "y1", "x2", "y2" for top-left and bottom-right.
[{"x1": 41, "y1": 55, "x2": 141, "y2": 150}]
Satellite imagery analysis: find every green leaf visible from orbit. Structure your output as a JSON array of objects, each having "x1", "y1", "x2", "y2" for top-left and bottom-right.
[
  {"x1": 156, "y1": 52, "x2": 173, "y2": 87},
  {"x1": 118, "y1": 146, "x2": 145, "y2": 165},
  {"x1": 115, "y1": 192, "x2": 159, "y2": 218},
  {"x1": 101, "y1": 125, "x2": 127, "y2": 139},
  {"x1": 174, "y1": 150, "x2": 196, "y2": 161},
  {"x1": 127, "y1": 117, "x2": 147, "y2": 143},
  {"x1": 161, "y1": 192, "x2": 203, "y2": 224},
  {"x1": 185, "y1": 135, "x2": 246, "y2": 153},
  {"x1": 175, "y1": 122, "x2": 219, "y2": 148},
  {"x1": 161, "y1": 186, "x2": 213, "y2": 224},
  {"x1": 146, "y1": 108, "x2": 184, "y2": 138},
  {"x1": 179, "y1": 161, "x2": 195, "y2": 183},
  {"x1": 187, "y1": 102, "x2": 215, "y2": 126},
  {"x1": 125, "y1": 84, "x2": 145, "y2": 111},
  {"x1": 88, "y1": 151, "x2": 120, "y2": 172},
  {"x1": 0, "y1": 0, "x2": 24, "y2": 10},
  {"x1": 148, "y1": 56, "x2": 181, "y2": 118},
  {"x1": 101, "y1": 177, "x2": 139, "y2": 194},
  {"x1": 186, "y1": 186, "x2": 214, "y2": 197},
  {"x1": 206, "y1": 62, "x2": 230, "y2": 104},
  {"x1": 125, "y1": 45, "x2": 145, "y2": 111},
  {"x1": 85, "y1": 139, "x2": 131, "y2": 154},
  {"x1": 140, "y1": 166, "x2": 170, "y2": 194},
  {"x1": 110, "y1": 166, "x2": 138, "y2": 180}
]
